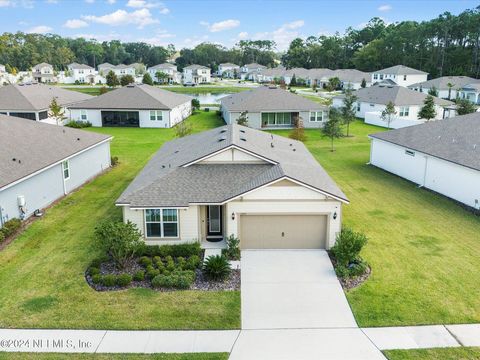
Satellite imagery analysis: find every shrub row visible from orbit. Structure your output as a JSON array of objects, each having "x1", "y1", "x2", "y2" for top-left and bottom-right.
[
  {"x1": 64, "y1": 120, "x2": 92, "y2": 128},
  {"x1": 141, "y1": 255, "x2": 201, "y2": 279},
  {"x1": 91, "y1": 273, "x2": 133, "y2": 287},
  {"x1": 0, "y1": 218, "x2": 22, "y2": 241},
  {"x1": 137, "y1": 242, "x2": 201, "y2": 258},
  {"x1": 151, "y1": 270, "x2": 195, "y2": 289}
]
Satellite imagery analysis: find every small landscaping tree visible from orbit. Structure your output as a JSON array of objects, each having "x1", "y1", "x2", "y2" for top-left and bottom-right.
[
  {"x1": 289, "y1": 115, "x2": 306, "y2": 142},
  {"x1": 48, "y1": 97, "x2": 67, "y2": 126},
  {"x1": 120, "y1": 74, "x2": 135, "y2": 86},
  {"x1": 106, "y1": 70, "x2": 119, "y2": 87},
  {"x1": 191, "y1": 98, "x2": 200, "y2": 111},
  {"x1": 381, "y1": 101, "x2": 397, "y2": 129},
  {"x1": 447, "y1": 82, "x2": 454, "y2": 99},
  {"x1": 290, "y1": 73, "x2": 297, "y2": 86},
  {"x1": 99, "y1": 86, "x2": 109, "y2": 95},
  {"x1": 175, "y1": 121, "x2": 193, "y2": 138},
  {"x1": 142, "y1": 72, "x2": 153, "y2": 85},
  {"x1": 428, "y1": 86, "x2": 439, "y2": 97},
  {"x1": 236, "y1": 111, "x2": 249, "y2": 126},
  {"x1": 155, "y1": 71, "x2": 169, "y2": 84},
  {"x1": 322, "y1": 108, "x2": 343, "y2": 151},
  {"x1": 95, "y1": 221, "x2": 142, "y2": 269},
  {"x1": 456, "y1": 99, "x2": 476, "y2": 115},
  {"x1": 326, "y1": 77, "x2": 340, "y2": 91},
  {"x1": 331, "y1": 227, "x2": 369, "y2": 278},
  {"x1": 360, "y1": 78, "x2": 367, "y2": 88},
  {"x1": 223, "y1": 234, "x2": 240, "y2": 261},
  {"x1": 341, "y1": 87, "x2": 358, "y2": 137},
  {"x1": 418, "y1": 95, "x2": 436, "y2": 121}
]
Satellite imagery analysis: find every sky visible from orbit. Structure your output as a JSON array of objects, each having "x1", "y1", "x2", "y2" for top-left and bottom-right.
[{"x1": 0, "y1": 0, "x2": 478, "y2": 51}]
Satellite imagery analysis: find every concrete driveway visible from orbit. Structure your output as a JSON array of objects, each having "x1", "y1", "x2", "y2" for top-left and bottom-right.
[{"x1": 241, "y1": 250, "x2": 358, "y2": 330}]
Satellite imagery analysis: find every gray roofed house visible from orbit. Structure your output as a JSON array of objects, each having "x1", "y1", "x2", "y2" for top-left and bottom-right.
[
  {"x1": 68, "y1": 62, "x2": 94, "y2": 70},
  {"x1": 0, "y1": 114, "x2": 112, "y2": 226},
  {"x1": 369, "y1": 112, "x2": 480, "y2": 209},
  {"x1": 184, "y1": 64, "x2": 210, "y2": 70},
  {"x1": 372, "y1": 64, "x2": 429, "y2": 87},
  {"x1": 459, "y1": 82, "x2": 480, "y2": 105},
  {"x1": 182, "y1": 64, "x2": 211, "y2": 84},
  {"x1": 376, "y1": 65, "x2": 428, "y2": 75},
  {"x1": 220, "y1": 86, "x2": 329, "y2": 129},
  {"x1": 68, "y1": 84, "x2": 193, "y2": 128},
  {"x1": 408, "y1": 76, "x2": 479, "y2": 100},
  {"x1": 118, "y1": 123, "x2": 348, "y2": 249},
  {"x1": 32, "y1": 62, "x2": 56, "y2": 83},
  {"x1": 147, "y1": 63, "x2": 181, "y2": 84},
  {"x1": 0, "y1": 82, "x2": 92, "y2": 122}
]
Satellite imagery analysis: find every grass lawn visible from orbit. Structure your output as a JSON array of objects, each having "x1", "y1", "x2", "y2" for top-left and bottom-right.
[
  {"x1": 0, "y1": 111, "x2": 240, "y2": 330},
  {"x1": 0, "y1": 353, "x2": 228, "y2": 360},
  {"x1": 384, "y1": 347, "x2": 480, "y2": 360},
  {"x1": 271, "y1": 121, "x2": 480, "y2": 327}
]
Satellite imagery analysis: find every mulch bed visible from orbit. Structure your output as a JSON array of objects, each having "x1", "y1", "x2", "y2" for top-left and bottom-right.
[{"x1": 327, "y1": 251, "x2": 371, "y2": 291}]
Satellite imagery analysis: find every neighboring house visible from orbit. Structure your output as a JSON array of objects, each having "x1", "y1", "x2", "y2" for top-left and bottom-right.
[
  {"x1": 116, "y1": 124, "x2": 348, "y2": 249},
  {"x1": 182, "y1": 64, "x2": 211, "y2": 84},
  {"x1": 147, "y1": 63, "x2": 182, "y2": 84},
  {"x1": 0, "y1": 114, "x2": 112, "y2": 227},
  {"x1": 255, "y1": 66, "x2": 288, "y2": 83},
  {"x1": 131, "y1": 63, "x2": 146, "y2": 75},
  {"x1": 217, "y1": 63, "x2": 240, "y2": 78},
  {"x1": 408, "y1": 76, "x2": 478, "y2": 100},
  {"x1": 0, "y1": 83, "x2": 92, "y2": 123},
  {"x1": 64, "y1": 63, "x2": 104, "y2": 84},
  {"x1": 240, "y1": 63, "x2": 267, "y2": 80},
  {"x1": 332, "y1": 84, "x2": 455, "y2": 129},
  {"x1": 32, "y1": 62, "x2": 56, "y2": 83},
  {"x1": 220, "y1": 86, "x2": 329, "y2": 129},
  {"x1": 68, "y1": 83, "x2": 192, "y2": 128},
  {"x1": 459, "y1": 82, "x2": 480, "y2": 105},
  {"x1": 371, "y1": 65, "x2": 428, "y2": 87},
  {"x1": 304, "y1": 69, "x2": 371, "y2": 89},
  {"x1": 369, "y1": 112, "x2": 480, "y2": 210},
  {"x1": 97, "y1": 63, "x2": 136, "y2": 78},
  {"x1": 97, "y1": 62, "x2": 115, "y2": 76}
]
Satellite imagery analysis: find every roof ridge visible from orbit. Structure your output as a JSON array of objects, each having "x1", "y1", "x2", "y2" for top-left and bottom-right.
[
  {"x1": 14, "y1": 84, "x2": 38, "y2": 111},
  {"x1": 136, "y1": 84, "x2": 169, "y2": 108}
]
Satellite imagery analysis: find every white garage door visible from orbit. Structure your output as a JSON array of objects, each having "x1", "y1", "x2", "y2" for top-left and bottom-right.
[{"x1": 240, "y1": 215, "x2": 327, "y2": 249}]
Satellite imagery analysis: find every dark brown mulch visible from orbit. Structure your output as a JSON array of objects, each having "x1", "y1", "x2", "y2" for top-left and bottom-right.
[
  {"x1": 327, "y1": 251, "x2": 371, "y2": 291},
  {"x1": 192, "y1": 269, "x2": 240, "y2": 291}
]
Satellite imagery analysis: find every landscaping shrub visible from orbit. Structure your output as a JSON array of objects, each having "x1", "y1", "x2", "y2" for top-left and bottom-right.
[
  {"x1": 203, "y1": 255, "x2": 231, "y2": 281},
  {"x1": 137, "y1": 242, "x2": 201, "y2": 258},
  {"x1": 177, "y1": 256, "x2": 186, "y2": 270},
  {"x1": 146, "y1": 266, "x2": 160, "y2": 280},
  {"x1": 116, "y1": 274, "x2": 133, "y2": 287},
  {"x1": 111, "y1": 156, "x2": 119, "y2": 167},
  {"x1": 151, "y1": 270, "x2": 195, "y2": 289},
  {"x1": 64, "y1": 120, "x2": 92, "y2": 128},
  {"x1": 88, "y1": 267, "x2": 100, "y2": 276},
  {"x1": 1, "y1": 218, "x2": 21, "y2": 238},
  {"x1": 0, "y1": 231, "x2": 5, "y2": 243},
  {"x1": 185, "y1": 255, "x2": 201, "y2": 270},
  {"x1": 102, "y1": 274, "x2": 116, "y2": 287},
  {"x1": 153, "y1": 256, "x2": 163, "y2": 267},
  {"x1": 133, "y1": 270, "x2": 145, "y2": 281},
  {"x1": 165, "y1": 256, "x2": 176, "y2": 272},
  {"x1": 223, "y1": 234, "x2": 240, "y2": 260},
  {"x1": 95, "y1": 220, "x2": 142, "y2": 269},
  {"x1": 91, "y1": 274, "x2": 102, "y2": 284},
  {"x1": 89, "y1": 255, "x2": 109, "y2": 269},
  {"x1": 139, "y1": 256, "x2": 152, "y2": 267},
  {"x1": 331, "y1": 227, "x2": 368, "y2": 267}
]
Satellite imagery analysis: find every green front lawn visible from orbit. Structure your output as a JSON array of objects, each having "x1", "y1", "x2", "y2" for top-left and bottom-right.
[
  {"x1": 0, "y1": 353, "x2": 228, "y2": 360},
  {"x1": 0, "y1": 112, "x2": 240, "y2": 330},
  {"x1": 384, "y1": 347, "x2": 480, "y2": 360},
  {"x1": 272, "y1": 121, "x2": 480, "y2": 327}
]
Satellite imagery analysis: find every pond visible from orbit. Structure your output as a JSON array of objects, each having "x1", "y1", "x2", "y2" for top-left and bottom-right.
[{"x1": 191, "y1": 92, "x2": 232, "y2": 105}]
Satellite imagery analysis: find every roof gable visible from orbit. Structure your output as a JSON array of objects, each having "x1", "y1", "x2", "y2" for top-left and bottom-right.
[{"x1": 353, "y1": 85, "x2": 453, "y2": 106}]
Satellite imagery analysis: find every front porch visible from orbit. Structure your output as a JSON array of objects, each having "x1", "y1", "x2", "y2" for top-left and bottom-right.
[{"x1": 200, "y1": 204, "x2": 228, "y2": 251}]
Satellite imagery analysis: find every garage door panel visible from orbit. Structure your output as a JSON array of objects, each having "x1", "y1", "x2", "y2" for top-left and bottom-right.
[{"x1": 240, "y1": 215, "x2": 327, "y2": 249}]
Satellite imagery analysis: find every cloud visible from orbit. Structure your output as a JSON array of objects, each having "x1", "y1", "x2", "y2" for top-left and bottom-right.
[
  {"x1": 64, "y1": 19, "x2": 89, "y2": 29},
  {"x1": 237, "y1": 31, "x2": 248, "y2": 40},
  {"x1": 126, "y1": 0, "x2": 169, "y2": 13},
  {"x1": 71, "y1": 31, "x2": 127, "y2": 42},
  {"x1": 27, "y1": 25, "x2": 53, "y2": 34},
  {"x1": 0, "y1": 0, "x2": 33, "y2": 7},
  {"x1": 82, "y1": 8, "x2": 159, "y2": 29},
  {"x1": 139, "y1": 30, "x2": 175, "y2": 46},
  {"x1": 201, "y1": 19, "x2": 240, "y2": 32},
  {"x1": 0, "y1": 0, "x2": 13, "y2": 6},
  {"x1": 252, "y1": 20, "x2": 305, "y2": 51},
  {"x1": 378, "y1": 4, "x2": 392, "y2": 12}
]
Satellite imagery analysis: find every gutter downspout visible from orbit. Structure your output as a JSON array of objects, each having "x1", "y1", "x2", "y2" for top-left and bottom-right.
[{"x1": 419, "y1": 155, "x2": 429, "y2": 188}]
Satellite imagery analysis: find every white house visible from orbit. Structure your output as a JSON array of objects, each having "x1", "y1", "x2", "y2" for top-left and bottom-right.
[
  {"x1": 371, "y1": 65, "x2": 428, "y2": 87},
  {"x1": 0, "y1": 114, "x2": 112, "y2": 227},
  {"x1": 98, "y1": 63, "x2": 136, "y2": 78},
  {"x1": 116, "y1": 124, "x2": 348, "y2": 249},
  {"x1": 63, "y1": 63, "x2": 105, "y2": 84},
  {"x1": 240, "y1": 63, "x2": 267, "y2": 80},
  {"x1": 68, "y1": 83, "x2": 192, "y2": 128},
  {"x1": 220, "y1": 86, "x2": 329, "y2": 129},
  {"x1": 32, "y1": 62, "x2": 56, "y2": 83},
  {"x1": 332, "y1": 84, "x2": 455, "y2": 129},
  {"x1": 459, "y1": 82, "x2": 480, "y2": 105},
  {"x1": 217, "y1": 63, "x2": 240, "y2": 78},
  {"x1": 0, "y1": 82, "x2": 92, "y2": 123},
  {"x1": 408, "y1": 76, "x2": 478, "y2": 100},
  {"x1": 182, "y1": 64, "x2": 211, "y2": 84},
  {"x1": 147, "y1": 63, "x2": 182, "y2": 84},
  {"x1": 304, "y1": 69, "x2": 371, "y2": 89},
  {"x1": 369, "y1": 112, "x2": 480, "y2": 210}
]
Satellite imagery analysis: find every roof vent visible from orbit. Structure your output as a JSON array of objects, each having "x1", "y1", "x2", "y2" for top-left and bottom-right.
[
  {"x1": 271, "y1": 142, "x2": 274, "y2": 148},
  {"x1": 293, "y1": 148, "x2": 296, "y2": 152},
  {"x1": 174, "y1": 150, "x2": 179, "y2": 153},
  {"x1": 240, "y1": 129, "x2": 245, "y2": 133},
  {"x1": 220, "y1": 129, "x2": 227, "y2": 133},
  {"x1": 240, "y1": 137, "x2": 246, "y2": 141},
  {"x1": 77, "y1": 137, "x2": 80, "y2": 141},
  {"x1": 218, "y1": 136, "x2": 227, "y2": 142}
]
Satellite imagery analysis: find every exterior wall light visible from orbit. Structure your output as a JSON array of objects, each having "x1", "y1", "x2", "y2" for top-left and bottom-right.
[
  {"x1": 231, "y1": 212, "x2": 235, "y2": 221},
  {"x1": 333, "y1": 212, "x2": 337, "y2": 220}
]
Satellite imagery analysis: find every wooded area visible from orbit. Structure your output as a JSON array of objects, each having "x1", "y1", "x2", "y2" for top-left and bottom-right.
[{"x1": 0, "y1": 6, "x2": 478, "y2": 77}]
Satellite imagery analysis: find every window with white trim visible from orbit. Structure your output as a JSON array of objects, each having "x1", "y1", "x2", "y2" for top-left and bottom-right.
[
  {"x1": 145, "y1": 209, "x2": 179, "y2": 238},
  {"x1": 150, "y1": 110, "x2": 163, "y2": 121},
  {"x1": 80, "y1": 110, "x2": 87, "y2": 121},
  {"x1": 62, "y1": 160, "x2": 70, "y2": 180},
  {"x1": 399, "y1": 106, "x2": 409, "y2": 117},
  {"x1": 309, "y1": 111, "x2": 326, "y2": 122},
  {"x1": 373, "y1": 74, "x2": 378, "y2": 80}
]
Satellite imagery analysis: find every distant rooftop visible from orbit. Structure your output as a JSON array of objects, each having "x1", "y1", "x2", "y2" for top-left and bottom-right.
[{"x1": 375, "y1": 65, "x2": 428, "y2": 75}]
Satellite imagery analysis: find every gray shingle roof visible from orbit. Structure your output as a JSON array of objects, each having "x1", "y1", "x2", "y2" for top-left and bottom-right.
[
  {"x1": 462, "y1": 83, "x2": 480, "y2": 91},
  {"x1": 408, "y1": 76, "x2": 478, "y2": 90},
  {"x1": 117, "y1": 124, "x2": 348, "y2": 206},
  {"x1": 149, "y1": 63, "x2": 176, "y2": 70},
  {"x1": 33, "y1": 63, "x2": 52, "y2": 70},
  {"x1": 184, "y1": 64, "x2": 209, "y2": 70},
  {"x1": 220, "y1": 86, "x2": 326, "y2": 112},
  {"x1": 243, "y1": 63, "x2": 266, "y2": 69},
  {"x1": 370, "y1": 112, "x2": 480, "y2": 171},
  {"x1": 68, "y1": 62, "x2": 94, "y2": 70},
  {"x1": 376, "y1": 65, "x2": 428, "y2": 75},
  {"x1": 219, "y1": 63, "x2": 239, "y2": 67},
  {"x1": 0, "y1": 83, "x2": 93, "y2": 111},
  {"x1": 348, "y1": 85, "x2": 454, "y2": 106},
  {"x1": 0, "y1": 114, "x2": 111, "y2": 189},
  {"x1": 69, "y1": 84, "x2": 192, "y2": 110}
]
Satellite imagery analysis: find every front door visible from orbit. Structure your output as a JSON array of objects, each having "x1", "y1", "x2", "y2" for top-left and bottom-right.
[{"x1": 207, "y1": 205, "x2": 222, "y2": 237}]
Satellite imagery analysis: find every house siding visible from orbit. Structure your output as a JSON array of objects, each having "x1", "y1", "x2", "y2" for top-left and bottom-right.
[{"x1": 221, "y1": 109, "x2": 325, "y2": 129}]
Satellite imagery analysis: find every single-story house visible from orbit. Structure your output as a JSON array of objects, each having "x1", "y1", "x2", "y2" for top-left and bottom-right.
[
  {"x1": 369, "y1": 112, "x2": 480, "y2": 210},
  {"x1": 220, "y1": 86, "x2": 329, "y2": 129},
  {"x1": 68, "y1": 83, "x2": 192, "y2": 128},
  {"x1": 408, "y1": 76, "x2": 478, "y2": 100},
  {"x1": 332, "y1": 84, "x2": 455, "y2": 129},
  {"x1": 0, "y1": 114, "x2": 112, "y2": 226},
  {"x1": 371, "y1": 65, "x2": 428, "y2": 87},
  {"x1": 0, "y1": 82, "x2": 92, "y2": 123},
  {"x1": 116, "y1": 124, "x2": 348, "y2": 249},
  {"x1": 182, "y1": 65, "x2": 211, "y2": 84},
  {"x1": 32, "y1": 62, "x2": 56, "y2": 83},
  {"x1": 459, "y1": 82, "x2": 480, "y2": 105}
]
